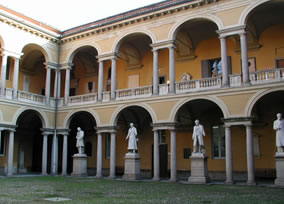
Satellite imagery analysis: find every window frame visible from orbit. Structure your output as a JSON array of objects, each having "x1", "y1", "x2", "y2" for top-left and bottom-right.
[{"x1": 211, "y1": 124, "x2": 225, "y2": 160}]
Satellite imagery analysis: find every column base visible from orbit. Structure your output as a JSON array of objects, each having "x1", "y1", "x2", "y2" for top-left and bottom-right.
[
  {"x1": 169, "y1": 178, "x2": 177, "y2": 182},
  {"x1": 247, "y1": 180, "x2": 256, "y2": 185},
  {"x1": 152, "y1": 177, "x2": 160, "y2": 181},
  {"x1": 122, "y1": 153, "x2": 141, "y2": 181},
  {"x1": 275, "y1": 152, "x2": 284, "y2": 186},
  {"x1": 96, "y1": 175, "x2": 103, "y2": 178},
  {"x1": 188, "y1": 153, "x2": 210, "y2": 184},
  {"x1": 71, "y1": 154, "x2": 88, "y2": 177},
  {"x1": 225, "y1": 180, "x2": 234, "y2": 185}
]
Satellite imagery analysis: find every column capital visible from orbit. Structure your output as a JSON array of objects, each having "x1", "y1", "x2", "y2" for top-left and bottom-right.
[
  {"x1": 95, "y1": 126, "x2": 118, "y2": 134},
  {"x1": 222, "y1": 117, "x2": 254, "y2": 126},
  {"x1": 44, "y1": 62, "x2": 59, "y2": 69},
  {"x1": 97, "y1": 52, "x2": 119, "y2": 61},
  {"x1": 151, "y1": 122, "x2": 178, "y2": 131},
  {"x1": 59, "y1": 63, "x2": 73, "y2": 70},
  {"x1": 150, "y1": 40, "x2": 176, "y2": 50},
  {"x1": 1, "y1": 49, "x2": 23, "y2": 59},
  {"x1": 0, "y1": 124, "x2": 17, "y2": 131},
  {"x1": 216, "y1": 25, "x2": 246, "y2": 38},
  {"x1": 41, "y1": 128, "x2": 54, "y2": 135}
]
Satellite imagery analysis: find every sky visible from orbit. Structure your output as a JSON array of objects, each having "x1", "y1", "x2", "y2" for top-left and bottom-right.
[{"x1": 0, "y1": 0, "x2": 163, "y2": 30}]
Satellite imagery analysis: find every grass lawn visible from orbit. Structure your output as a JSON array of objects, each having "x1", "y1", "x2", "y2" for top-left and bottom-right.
[{"x1": 0, "y1": 176, "x2": 283, "y2": 203}]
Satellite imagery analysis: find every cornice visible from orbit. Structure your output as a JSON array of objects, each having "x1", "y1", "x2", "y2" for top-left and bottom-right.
[
  {"x1": 0, "y1": 11, "x2": 60, "y2": 43},
  {"x1": 60, "y1": 0, "x2": 220, "y2": 44}
]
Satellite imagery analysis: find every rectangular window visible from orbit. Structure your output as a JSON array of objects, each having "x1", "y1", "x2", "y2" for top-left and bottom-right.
[
  {"x1": 69, "y1": 88, "x2": 76, "y2": 96},
  {"x1": 159, "y1": 76, "x2": 166, "y2": 84},
  {"x1": 158, "y1": 130, "x2": 166, "y2": 144},
  {"x1": 212, "y1": 125, "x2": 225, "y2": 159},
  {"x1": 6, "y1": 57, "x2": 11, "y2": 80},
  {"x1": 276, "y1": 59, "x2": 284, "y2": 68},
  {"x1": 0, "y1": 131, "x2": 6, "y2": 156},
  {"x1": 105, "y1": 133, "x2": 111, "y2": 159}
]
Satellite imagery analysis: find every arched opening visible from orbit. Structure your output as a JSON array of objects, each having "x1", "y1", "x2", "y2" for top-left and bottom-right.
[
  {"x1": 19, "y1": 44, "x2": 50, "y2": 96},
  {"x1": 115, "y1": 33, "x2": 152, "y2": 90},
  {"x1": 15, "y1": 110, "x2": 46, "y2": 174},
  {"x1": 239, "y1": 1, "x2": 284, "y2": 72},
  {"x1": 250, "y1": 91, "x2": 284, "y2": 179},
  {"x1": 114, "y1": 106, "x2": 153, "y2": 178},
  {"x1": 174, "y1": 19, "x2": 226, "y2": 82},
  {"x1": 174, "y1": 99, "x2": 225, "y2": 179},
  {"x1": 67, "y1": 111, "x2": 97, "y2": 175},
  {"x1": 64, "y1": 46, "x2": 98, "y2": 97}
]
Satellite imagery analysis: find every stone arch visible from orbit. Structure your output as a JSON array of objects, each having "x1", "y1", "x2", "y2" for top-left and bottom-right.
[
  {"x1": 12, "y1": 107, "x2": 49, "y2": 128},
  {"x1": 63, "y1": 108, "x2": 100, "y2": 129},
  {"x1": 169, "y1": 14, "x2": 224, "y2": 41},
  {"x1": 21, "y1": 43, "x2": 51, "y2": 63},
  {"x1": 245, "y1": 87, "x2": 284, "y2": 117},
  {"x1": 170, "y1": 96, "x2": 229, "y2": 122},
  {"x1": 112, "y1": 30, "x2": 156, "y2": 53},
  {"x1": 110, "y1": 103, "x2": 157, "y2": 126},
  {"x1": 239, "y1": 0, "x2": 270, "y2": 25},
  {"x1": 65, "y1": 43, "x2": 102, "y2": 64}
]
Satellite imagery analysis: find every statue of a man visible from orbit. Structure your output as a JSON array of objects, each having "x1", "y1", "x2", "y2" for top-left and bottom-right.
[
  {"x1": 273, "y1": 113, "x2": 284, "y2": 152},
  {"x1": 192, "y1": 119, "x2": 206, "y2": 153},
  {"x1": 76, "y1": 127, "x2": 85, "y2": 154},
  {"x1": 126, "y1": 123, "x2": 138, "y2": 153}
]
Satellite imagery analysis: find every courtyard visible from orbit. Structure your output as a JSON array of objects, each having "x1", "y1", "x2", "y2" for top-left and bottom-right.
[{"x1": 0, "y1": 176, "x2": 283, "y2": 203}]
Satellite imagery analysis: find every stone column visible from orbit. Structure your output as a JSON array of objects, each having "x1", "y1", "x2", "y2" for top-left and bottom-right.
[
  {"x1": 64, "y1": 67, "x2": 71, "y2": 105},
  {"x1": 111, "y1": 57, "x2": 117, "y2": 100},
  {"x1": 152, "y1": 49, "x2": 159, "y2": 95},
  {"x1": 219, "y1": 36, "x2": 229, "y2": 87},
  {"x1": 246, "y1": 124, "x2": 255, "y2": 184},
  {"x1": 169, "y1": 45, "x2": 176, "y2": 94},
  {"x1": 98, "y1": 60, "x2": 104, "y2": 101},
  {"x1": 62, "y1": 133, "x2": 68, "y2": 175},
  {"x1": 0, "y1": 55, "x2": 8, "y2": 96},
  {"x1": 41, "y1": 132, "x2": 48, "y2": 175},
  {"x1": 170, "y1": 129, "x2": 177, "y2": 181},
  {"x1": 54, "y1": 69, "x2": 61, "y2": 98},
  {"x1": 12, "y1": 58, "x2": 20, "y2": 99},
  {"x1": 51, "y1": 133, "x2": 58, "y2": 174},
  {"x1": 153, "y1": 130, "x2": 160, "y2": 181},
  {"x1": 240, "y1": 32, "x2": 250, "y2": 85},
  {"x1": 7, "y1": 129, "x2": 15, "y2": 176},
  {"x1": 109, "y1": 132, "x2": 116, "y2": 178},
  {"x1": 225, "y1": 125, "x2": 233, "y2": 184},
  {"x1": 96, "y1": 133, "x2": 103, "y2": 177},
  {"x1": 45, "y1": 66, "x2": 51, "y2": 104}
]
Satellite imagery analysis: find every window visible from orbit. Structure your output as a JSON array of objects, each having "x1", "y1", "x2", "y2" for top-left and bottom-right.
[
  {"x1": 276, "y1": 59, "x2": 284, "y2": 68},
  {"x1": 158, "y1": 130, "x2": 166, "y2": 144},
  {"x1": 105, "y1": 133, "x2": 111, "y2": 159},
  {"x1": 212, "y1": 125, "x2": 225, "y2": 159},
  {"x1": 201, "y1": 57, "x2": 231, "y2": 78},
  {"x1": 69, "y1": 88, "x2": 76, "y2": 96},
  {"x1": 41, "y1": 88, "x2": 45, "y2": 96},
  {"x1": 88, "y1": 82, "x2": 93, "y2": 92},
  {"x1": 6, "y1": 57, "x2": 11, "y2": 80},
  {"x1": 159, "y1": 76, "x2": 166, "y2": 84},
  {"x1": 0, "y1": 131, "x2": 6, "y2": 156}
]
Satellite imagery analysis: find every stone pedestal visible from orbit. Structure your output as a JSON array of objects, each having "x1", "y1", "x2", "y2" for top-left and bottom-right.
[
  {"x1": 188, "y1": 153, "x2": 210, "y2": 184},
  {"x1": 71, "y1": 154, "x2": 88, "y2": 177},
  {"x1": 122, "y1": 153, "x2": 141, "y2": 180},
  {"x1": 275, "y1": 152, "x2": 284, "y2": 186}
]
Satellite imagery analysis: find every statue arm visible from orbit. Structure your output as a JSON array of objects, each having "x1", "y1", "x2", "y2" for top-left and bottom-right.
[{"x1": 274, "y1": 121, "x2": 280, "y2": 130}]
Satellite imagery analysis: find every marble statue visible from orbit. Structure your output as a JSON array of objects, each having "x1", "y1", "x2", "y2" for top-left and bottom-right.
[
  {"x1": 192, "y1": 119, "x2": 206, "y2": 153},
  {"x1": 76, "y1": 127, "x2": 85, "y2": 154},
  {"x1": 126, "y1": 123, "x2": 138, "y2": 153},
  {"x1": 273, "y1": 113, "x2": 284, "y2": 152}
]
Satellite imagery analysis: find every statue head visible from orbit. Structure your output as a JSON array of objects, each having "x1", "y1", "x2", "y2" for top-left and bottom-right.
[
  {"x1": 195, "y1": 120, "x2": 199, "y2": 125},
  {"x1": 130, "y1": 123, "x2": 134, "y2": 127},
  {"x1": 77, "y1": 127, "x2": 81, "y2": 131},
  {"x1": 277, "y1": 113, "x2": 282, "y2": 120}
]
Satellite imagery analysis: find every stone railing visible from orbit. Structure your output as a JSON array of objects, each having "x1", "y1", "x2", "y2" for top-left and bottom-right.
[
  {"x1": 159, "y1": 84, "x2": 169, "y2": 95},
  {"x1": 17, "y1": 90, "x2": 46, "y2": 104},
  {"x1": 69, "y1": 93, "x2": 98, "y2": 104},
  {"x1": 176, "y1": 77, "x2": 221, "y2": 93},
  {"x1": 102, "y1": 91, "x2": 111, "y2": 102},
  {"x1": 5, "y1": 88, "x2": 13, "y2": 99},
  {"x1": 250, "y1": 68, "x2": 284, "y2": 84},
  {"x1": 229, "y1": 74, "x2": 242, "y2": 87},
  {"x1": 116, "y1": 85, "x2": 152, "y2": 100}
]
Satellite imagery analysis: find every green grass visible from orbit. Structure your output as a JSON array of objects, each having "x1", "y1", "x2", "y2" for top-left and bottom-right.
[{"x1": 0, "y1": 176, "x2": 283, "y2": 203}]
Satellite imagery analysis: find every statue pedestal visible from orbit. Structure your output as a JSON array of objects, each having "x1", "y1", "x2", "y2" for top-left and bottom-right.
[
  {"x1": 275, "y1": 152, "x2": 284, "y2": 186},
  {"x1": 122, "y1": 153, "x2": 141, "y2": 180},
  {"x1": 71, "y1": 154, "x2": 88, "y2": 177},
  {"x1": 188, "y1": 153, "x2": 210, "y2": 184}
]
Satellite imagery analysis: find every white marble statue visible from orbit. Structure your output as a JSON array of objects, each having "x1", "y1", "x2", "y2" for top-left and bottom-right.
[
  {"x1": 192, "y1": 119, "x2": 206, "y2": 153},
  {"x1": 76, "y1": 127, "x2": 85, "y2": 154},
  {"x1": 126, "y1": 123, "x2": 138, "y2": 153},
  {"x1": 273, "y1": 113, "x2": 284, "y2": 152}
]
